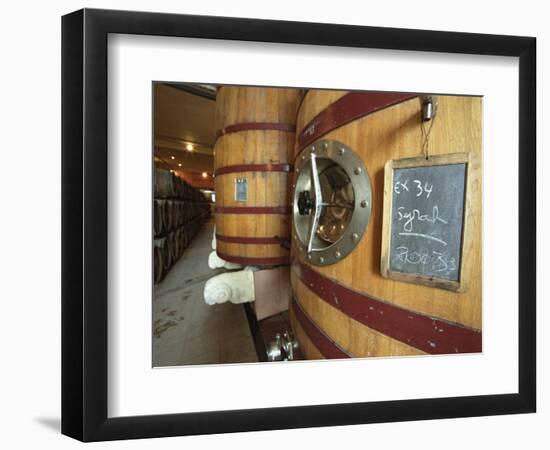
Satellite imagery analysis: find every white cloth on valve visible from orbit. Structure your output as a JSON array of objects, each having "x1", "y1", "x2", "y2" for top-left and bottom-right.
[
  {"x1": 203, "y1": 269, "x2": 255, "y2": 305},
  {"x1": 208, "y1": 251, "x2": 242, "y2": 270}
]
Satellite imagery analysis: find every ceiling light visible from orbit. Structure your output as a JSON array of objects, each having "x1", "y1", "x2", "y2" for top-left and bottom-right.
[
  {"x1": 170, "y1": 155, "x2": 175, "y2": 160},
  {"x1": 186, "y1": 143, "x2": 194, "y2": 151},
  {"x1": 202, "y1": 172, "x2": 208, "y2": 178},
  {"x1": 178, "y1": 163, "x2": 182, "y2": 167}
]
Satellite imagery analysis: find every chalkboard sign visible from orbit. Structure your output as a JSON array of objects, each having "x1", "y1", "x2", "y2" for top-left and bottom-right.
[{"x1": 381, "y1": 153, "x2": 477, "y2": 291}]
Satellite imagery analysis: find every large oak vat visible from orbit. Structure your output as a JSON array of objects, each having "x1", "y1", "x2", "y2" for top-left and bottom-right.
[
  {"x1": 289, "y1": 90, "x2": 482, "y2": 359},
  {"x1": 214, "y1": 86, "x2": 300, "y2": 266}
]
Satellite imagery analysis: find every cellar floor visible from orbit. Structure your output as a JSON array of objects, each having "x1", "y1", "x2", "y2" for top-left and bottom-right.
[{"x1": 153, "y1": 221, "x2": 259, "y2": 367}]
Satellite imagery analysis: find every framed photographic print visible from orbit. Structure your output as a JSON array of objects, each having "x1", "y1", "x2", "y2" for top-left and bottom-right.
[{"x1": 61, "y1": 8, "x2": 536, "y2": 442}]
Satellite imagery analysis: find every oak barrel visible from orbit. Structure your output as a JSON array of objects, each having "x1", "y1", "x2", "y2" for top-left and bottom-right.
[
  {"x1": 153, "y1": 243, "x2": 164, "y2": 284},
  {"x1": 290, "y1": 90, "x2": 482, "y2": 359},
  {"x1": 214, "y1": 86, "x2": 300, "y2": 266},
  {"x1": 153, "y1": 200, "x2": 164, "y2": 237}
]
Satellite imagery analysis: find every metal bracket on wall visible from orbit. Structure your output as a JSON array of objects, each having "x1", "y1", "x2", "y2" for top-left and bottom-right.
[{"x1": 421, "y1": 95, "x2": 438, "y2": 121}]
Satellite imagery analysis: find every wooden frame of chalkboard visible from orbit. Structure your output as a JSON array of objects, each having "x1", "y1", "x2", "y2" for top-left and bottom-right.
[{"x1": 381, "y1": 152, "x2": 480, "y2": 292}]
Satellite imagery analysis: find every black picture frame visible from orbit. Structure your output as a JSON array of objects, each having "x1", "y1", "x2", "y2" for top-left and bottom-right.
[{"x1": 62, "y1": 8, "x2": 536, "y2": 442}]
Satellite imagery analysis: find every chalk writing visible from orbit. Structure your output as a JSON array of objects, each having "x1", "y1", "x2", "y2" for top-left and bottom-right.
[
  {"x1": 396, "y1": 206, "x2": 448, "y2": 232},
  {"x1": 394, "y1": 179, "x2": 434, "y2": 199},
  {"x1": 397, "y1": 232, "x2": 447, "y2": 246},
  {"x1": 389, "y1": 163, "x2": 466, "y2": 282},
  {"x1": 395, "y1": 246, "x2": 457, "y2": 274}
]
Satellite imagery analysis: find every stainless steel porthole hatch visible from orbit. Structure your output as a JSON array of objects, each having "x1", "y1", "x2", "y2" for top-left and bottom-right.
[{"x1": 293, "y1": 140, "x2": 372, "y2": 266}]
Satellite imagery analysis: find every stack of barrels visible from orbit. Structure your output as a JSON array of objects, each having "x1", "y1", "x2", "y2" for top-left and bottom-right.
[{"x1": 154, "y1": 168, "x2": 211, "y2": 283}]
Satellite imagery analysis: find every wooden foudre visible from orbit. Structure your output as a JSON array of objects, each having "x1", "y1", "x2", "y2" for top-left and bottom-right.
[
  {"x1": 289, "y1": 90, "x2": 482, "y2": 359},
  {"x1": 214, "y1": 87, "x2": 300, "y2": 266}
]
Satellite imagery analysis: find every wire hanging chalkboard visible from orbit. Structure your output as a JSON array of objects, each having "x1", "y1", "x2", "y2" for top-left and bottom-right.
[{"x1": 381, "y1": 153, "x2": 479, "y2": 291}]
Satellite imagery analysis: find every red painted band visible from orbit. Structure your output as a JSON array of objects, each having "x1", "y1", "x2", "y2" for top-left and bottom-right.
[
  {"x1": 293, "y1": 260, "x2": 481, "y2": 355},
  {"x1": 216, "y1": 234, "x2": 288, "y2": 245},
  {"x1": 216, "y1": 251, "x2": 290, "y2": 266},
  {"x1": 215, "y1": 206, "x2": 291, "y2": 215},
  {"x1": 216, "y1": 122, "x2": 296, "y2": 140},
  {"x1": 214, "y1": 163, "x2": 291, "y2": 176},
  {"x1": 296, "y1": 91, "x2": 417, "y2": 155},
  {"x1": 292, "y1": 297, "x2": 351, "y2": 359}
]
